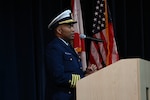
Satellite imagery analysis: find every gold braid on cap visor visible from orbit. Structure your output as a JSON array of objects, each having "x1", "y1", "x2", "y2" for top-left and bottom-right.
[{"x1": 58, "y1": 19, "x2": 76, "y2": 24}]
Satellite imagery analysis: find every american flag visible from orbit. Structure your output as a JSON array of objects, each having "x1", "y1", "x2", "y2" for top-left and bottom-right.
[
  {"x1": 88, "y1": 0, "x2": 119, "y2": 69},
  {"x1": 71, "y1": 0, "x2": 87, "y2": 71}
]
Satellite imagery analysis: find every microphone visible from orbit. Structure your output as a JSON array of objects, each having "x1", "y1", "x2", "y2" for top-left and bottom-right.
[{"x1": 79, "y1": 34, "x2": 103, "y2": 42}]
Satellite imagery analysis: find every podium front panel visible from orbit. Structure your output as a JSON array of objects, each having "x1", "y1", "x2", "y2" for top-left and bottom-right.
[{"x1": 76, "y1": 58, "x2": 150, "y2": 100}]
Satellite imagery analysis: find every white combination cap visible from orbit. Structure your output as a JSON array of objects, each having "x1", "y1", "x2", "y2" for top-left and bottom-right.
[{"x1": 48, "y1": 9, "x2": 77, "y2": 29}]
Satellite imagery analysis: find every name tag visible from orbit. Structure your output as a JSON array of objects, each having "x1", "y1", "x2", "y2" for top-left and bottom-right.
[{"x1": 65, "y1": 52, "x2": 72, "y2": 55}]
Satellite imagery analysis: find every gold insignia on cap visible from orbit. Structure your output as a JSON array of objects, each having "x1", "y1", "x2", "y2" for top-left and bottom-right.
[{"x1": 59, "y1": 19, "x2": 76, "y2": 24}]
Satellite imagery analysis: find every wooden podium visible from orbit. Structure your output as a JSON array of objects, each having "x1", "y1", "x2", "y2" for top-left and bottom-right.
[{"x1": 76, "y1": 58, "x2": 150, "y2": 100}]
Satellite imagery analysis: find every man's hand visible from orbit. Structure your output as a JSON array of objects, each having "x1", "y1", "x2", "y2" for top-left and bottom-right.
[{"x1": 85, "y1": 64, "x2": 98, "y2": 76}]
